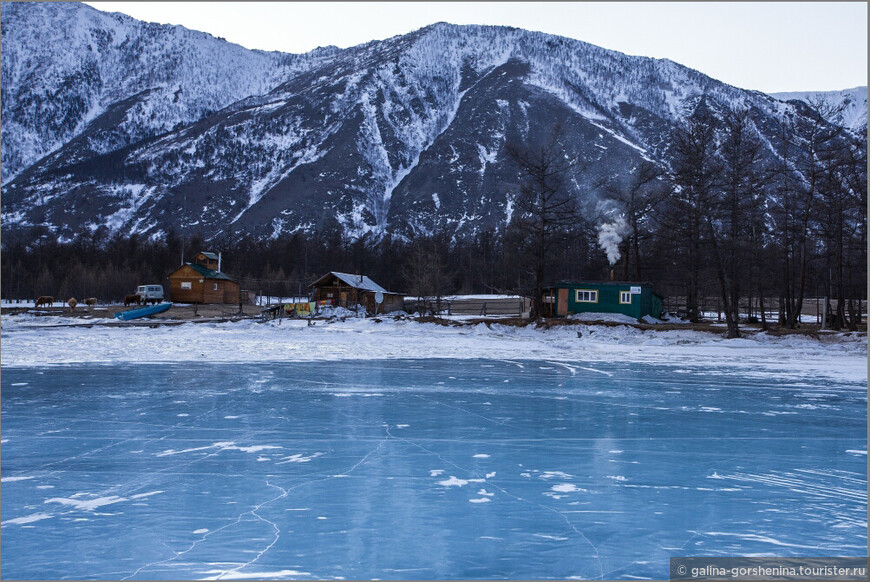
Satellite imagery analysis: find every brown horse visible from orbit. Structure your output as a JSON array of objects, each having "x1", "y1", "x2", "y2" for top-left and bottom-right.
[
  {"x1": 124, "y1": 294, "x2": 142, "y2": 306},
  {"x1": 85, "y1": 297, "x2": 98, "y2": 308},
  {"x1": 35, "y1": 296, "x2": 54, "y2": 308},
  {"x1": 68, "y1": 297, "x2": 78, "y2": 312}
]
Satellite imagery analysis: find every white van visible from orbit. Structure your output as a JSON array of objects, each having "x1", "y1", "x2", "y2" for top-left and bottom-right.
[{"x1": 136, "y1": 285, "x2": 164, "y2": 303}]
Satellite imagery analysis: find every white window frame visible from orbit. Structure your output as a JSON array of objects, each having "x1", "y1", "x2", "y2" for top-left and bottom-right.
[
  {"x1": 575, "y1": 289, "x2": 598, "y2": 303},
  {"x1": 181, "y1": 281, "x2": 192, "y2": 290},
  {"x1": 213, "y1": 282, "x2": 219, "y2": 291},
  {"x1": 620, "y1": 291, "x2": 632, "y2": 304}
]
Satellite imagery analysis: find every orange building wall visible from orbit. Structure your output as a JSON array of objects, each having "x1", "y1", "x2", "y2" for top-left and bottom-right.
[{"x1": 168, "y1": 265, "x2": 240, "y2": 304}]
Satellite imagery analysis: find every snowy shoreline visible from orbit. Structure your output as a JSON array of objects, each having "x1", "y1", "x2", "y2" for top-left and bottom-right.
[{"x1": 1, "y1": 313, "x2": 866, "y2": 385}]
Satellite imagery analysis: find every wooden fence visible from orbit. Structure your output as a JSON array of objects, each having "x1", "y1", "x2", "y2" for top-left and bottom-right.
[
  {"x1": 404, "y1": 297, "x2": 530, "y2": 316},
  {"x1": 661, "y1": 294, "x2": 866, "y2": 324}
]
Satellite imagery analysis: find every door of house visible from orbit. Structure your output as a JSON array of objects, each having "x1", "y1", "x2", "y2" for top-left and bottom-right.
[
  {"x1": 557, "y1": 288, "x2": 569, "y2": 316},
  {"x1": 340, "y1": 291, "x2": 347, "y2": 307}
]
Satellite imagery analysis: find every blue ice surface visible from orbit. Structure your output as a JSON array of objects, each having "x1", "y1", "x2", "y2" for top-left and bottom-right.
[{"x1": 1, "y1": 359, "x2": 866, "y2": 580}]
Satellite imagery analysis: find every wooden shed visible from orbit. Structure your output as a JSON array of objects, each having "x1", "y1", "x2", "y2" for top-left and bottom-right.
[
  {"x1": 167, "y1": 252, "x2": 240, "y2": 304},
  {"x1": 191, "y1": 251, "x2": 221, "y2": 271},
  {"x1": 310, "y1": 272, "x2": 405, "y2": 314},
  {"x1": 542, "y1": 281, "x2": 663, "y2": 320}
]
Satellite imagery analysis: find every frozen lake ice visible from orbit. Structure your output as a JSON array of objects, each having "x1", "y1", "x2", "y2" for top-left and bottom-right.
[{"x1": 1, "y1": 359, "x2": 866, "y2": 580}]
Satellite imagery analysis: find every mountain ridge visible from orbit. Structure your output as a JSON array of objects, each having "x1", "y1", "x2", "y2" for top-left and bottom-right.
[
  {"x1": 1, "y1": 3, "x2": 863, "y2": 244},
  {"x1": 768, "y1": 86, "x2": 867, "y2": 133},
  {"x1": 0, "y1": 1, "x2": 340, "y2": 183}
]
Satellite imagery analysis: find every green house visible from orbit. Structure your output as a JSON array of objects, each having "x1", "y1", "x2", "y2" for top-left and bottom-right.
[{"x1": 542, "y1": 281, "x2": 663, "y2": 320}]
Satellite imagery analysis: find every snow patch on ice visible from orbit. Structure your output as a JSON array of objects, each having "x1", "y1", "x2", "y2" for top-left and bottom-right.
[
  {"x1": 540, "y1": 471, "x2": 573, "y2": 480},
  {"x1": 156, "y1": 442, "x2": 281, "y2": 457},
  {"x1": 45, "y1": 495, "x2": 126, "y2": 511},
  {"x1": 2, "y1": 512, "x2": 54, "y2": 525},
  {"x1": 438, "y1": 476, "x2": 469, "y2": 487},
  {"x1": 2, "y1": 476, "x2": 35, "y2": 482},
  {"x1": 276, "y1": 452, "x2": 323, "y2": 464},
  {"x1": 202, "y1": 569, "x2": 312, "y2": 580},
  {"x1": 533, "y1": 533, "x2": 568, "y2": 541},
  {"x1": 551, "y1": 483, "x2": 587, "y2": 493}
]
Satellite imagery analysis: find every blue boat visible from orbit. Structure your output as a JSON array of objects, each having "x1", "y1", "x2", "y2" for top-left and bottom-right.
[{"x1": 114, "y1": 302, "x2": 172, "y2": 321}]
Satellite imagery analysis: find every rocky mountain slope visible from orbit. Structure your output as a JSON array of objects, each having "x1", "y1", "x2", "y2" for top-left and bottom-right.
[{"x1": 1, "y1": 3, "x2": 863, "y2": 243}]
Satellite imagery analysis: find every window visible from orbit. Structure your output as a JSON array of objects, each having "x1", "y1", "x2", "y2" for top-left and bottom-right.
[
  {"x1": 213, "y1": 283, "x2": 219, "y2": 291},
  {"x1": 181, "y1": 281, "x2": 192, "y2": 290},
  {"x1": 575, "y1": 289, "x2": 598, "y2": 303},
  {"x1": 620, "y1": 291, "x2": 632, "y2": 304}
]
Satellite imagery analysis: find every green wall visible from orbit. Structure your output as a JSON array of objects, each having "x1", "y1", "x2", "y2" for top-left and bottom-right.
[{"x1": 558, "y1": 283, "x2": 662, "y2": 319}]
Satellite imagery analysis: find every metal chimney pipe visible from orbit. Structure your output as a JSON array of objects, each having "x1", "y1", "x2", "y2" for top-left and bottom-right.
[
  {"x1": 218, "y1": 252, "x2": 222, "y2": 272},
  {"x1": 610, "y1": 269, "x2": 614, "y2": 281}
]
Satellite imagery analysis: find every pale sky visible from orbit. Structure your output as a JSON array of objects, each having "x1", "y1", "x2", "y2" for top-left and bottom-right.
[{"x1": 83, "y1": 2, "x2": 867, "y2": 93}]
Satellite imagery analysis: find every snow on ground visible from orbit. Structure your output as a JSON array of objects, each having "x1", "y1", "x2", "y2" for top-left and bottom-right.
[
  {"x1": 1, "y1": 313, "x2": 865, "y2": 384},
  {"x1": 568, "y1": 312, "x2": 650, "y2": 324}
]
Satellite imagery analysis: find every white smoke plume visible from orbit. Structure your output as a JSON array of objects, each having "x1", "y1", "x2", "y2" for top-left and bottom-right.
[{"x1": 597, "y1": 215, "x2": 628, "y2": 265}]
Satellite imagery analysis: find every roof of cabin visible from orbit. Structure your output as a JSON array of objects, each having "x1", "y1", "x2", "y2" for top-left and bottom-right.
[
  {"x1": 310, "y1": 271, "x2": 392, "y2": 293},
  {"x1": 548, "y1": 281, "x2": 656, "y2": 288},
  {"x1": 171, "y1": 262, "x2": 235, "y2": 281},
  {"x1": 197, "y1": 252, "x2": 220, "y2": 260}
]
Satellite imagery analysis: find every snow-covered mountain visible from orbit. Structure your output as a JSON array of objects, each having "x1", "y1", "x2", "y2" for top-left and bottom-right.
[
  {"x1": 1, "y1": 3, "x2": 861, "y2": 243},
  {"x1": 0, "y1": 1, "x2": 337, "y2": 183},
  {"x1": 769, "y1": 87, "x2": 867, "y2": 134}
]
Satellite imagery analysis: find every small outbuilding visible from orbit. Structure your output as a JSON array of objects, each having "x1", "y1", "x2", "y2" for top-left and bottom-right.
[
  {"x1": 310, "y1": 272, "x2": 405, "y2": 314},
  {"x1": 191, "y1": 251, "x2": 221, "y2": 271},
  {"x1": 542, "y1": 281, "x2": 663, "y2": 320},
  {"x1": 167, "y1": 252, "x2": 240, "y2": 304}
]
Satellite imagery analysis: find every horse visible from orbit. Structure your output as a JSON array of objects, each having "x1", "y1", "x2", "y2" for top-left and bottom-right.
[
  {"x1": 68, "y1": 297, "x2": 78, "y2": 312},
  {"x1": 124, "y1": 294, "x2": 142, "y2": 306},
  {"x1": 35, "y1": 295, "x2": 54, "y2": 308},
  {"x1": 85, "y1": 297, "x2": 98, "y2": 308}
]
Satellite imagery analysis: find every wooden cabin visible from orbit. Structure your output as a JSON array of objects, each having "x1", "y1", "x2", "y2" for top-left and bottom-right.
[
  {"x1": 167, "y1": 252, "x2": 239, "y2": 304},
  {"x1": 310, "y1": 272, "x2": 405, "y2": 314},
  {"x1": 542, "y1": 281, "x2": 663, "y2": 320}
]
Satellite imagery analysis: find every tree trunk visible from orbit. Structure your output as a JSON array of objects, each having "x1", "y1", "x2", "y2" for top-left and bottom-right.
[
  {"x1": 777, "y1": 295, "x2": 786, "y2": 326},
  {"x1": 705, "y1": 218, "x2": 739, "y2": 338},
  {"x1": 787, "y1": 237, "x2": 809, "y2": 328}
]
